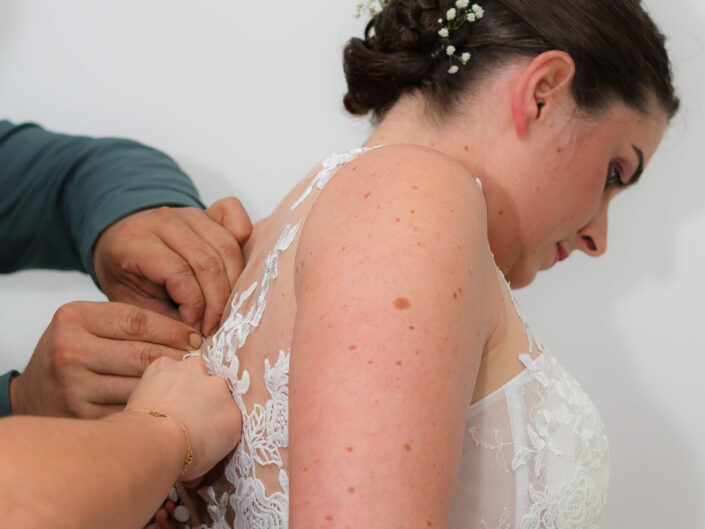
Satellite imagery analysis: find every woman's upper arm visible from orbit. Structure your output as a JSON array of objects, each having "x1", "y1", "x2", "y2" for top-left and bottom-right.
[{"x1": 289, "y1": 145, "x2": 498, "y2": 529}]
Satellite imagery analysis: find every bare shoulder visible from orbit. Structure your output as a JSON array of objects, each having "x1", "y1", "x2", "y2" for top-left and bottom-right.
[
  {"x1": 329, "y1": 143, "x2": 487, "y2": 218},
  {"x1": 299, "y1": 145, "x2": 495, "y2": 292}
]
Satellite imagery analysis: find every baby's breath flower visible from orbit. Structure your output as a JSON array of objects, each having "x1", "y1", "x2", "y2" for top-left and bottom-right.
[
  {"x1": 354, "y1": 0, "x2": 388, "y2": 18},
  {"x1": 448, "y1": 65, "x2": 460, "y2": 74},
  {"x1": 438, "y1": 17, "x2": 444, "y2": 24},
  {"x1": 461, "y1": 52, "x2": 471, "y2": 64},
  {"x1": 446, "y1": 8, "x2": 457, "y2": 20},
  {"x1": 455, "y1": 0, "x2": 469, "y2": 8},
  {"x1": 472, "y1": 4, "x2": 484, "y2": 18},
  {"x1": 446, "y1": 45, "x2": 456, "y2": 56},
  {"x1": 467, "y1": 12, "x2": 476, "y2": 22},
  {"x1": 438, "y1": 28, "x2": 450, "y2": 38}
]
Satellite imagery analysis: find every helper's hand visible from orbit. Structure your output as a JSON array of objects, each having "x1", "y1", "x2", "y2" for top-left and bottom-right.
[
  {"x1": 9, "y1": 301, "x2": 203, "y2": 418},
  {"x1": 125, "y1": 355, "x2": 241, "y2": 483},
  {"x1": 93, "y1": 198, "x2": 253, "y2": 336}
]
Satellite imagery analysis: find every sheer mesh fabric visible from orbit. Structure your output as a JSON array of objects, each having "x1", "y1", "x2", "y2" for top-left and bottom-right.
[{"x1": 184, "y1": 148, "x2": 610, "y2": 529}]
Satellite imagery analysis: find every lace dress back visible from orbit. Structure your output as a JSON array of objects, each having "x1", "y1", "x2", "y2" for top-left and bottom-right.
[{"x1": 188, "y1": 147, "x2": 610, "y2": 529}]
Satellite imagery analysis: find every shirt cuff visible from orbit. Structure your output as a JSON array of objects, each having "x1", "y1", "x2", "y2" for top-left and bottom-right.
[{"x1": 0, "y1": 370, "x2": 19, "y2": 417}]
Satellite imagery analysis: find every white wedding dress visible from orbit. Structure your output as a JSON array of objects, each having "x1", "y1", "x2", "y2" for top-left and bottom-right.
[{"x1": 188, "y1": 148, "x2": 610, "y2": 529}]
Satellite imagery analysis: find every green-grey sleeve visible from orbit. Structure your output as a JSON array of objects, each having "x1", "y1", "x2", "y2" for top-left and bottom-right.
[
  {"x1": 0, "y1": 370, "x2": 19, "y2": 417},
  {"x1": 0, "y1": 120, "x2": 205, "y2": 284}
]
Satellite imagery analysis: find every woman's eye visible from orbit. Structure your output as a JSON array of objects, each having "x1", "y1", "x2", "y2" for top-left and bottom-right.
[{"x1": 605, "y1": 163, "x2": 624, "y2": 190}]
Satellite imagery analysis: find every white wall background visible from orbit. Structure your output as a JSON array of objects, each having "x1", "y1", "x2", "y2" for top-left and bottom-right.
[{"x1": 0, "y1": 0, "x2": 702, "y2": 526}]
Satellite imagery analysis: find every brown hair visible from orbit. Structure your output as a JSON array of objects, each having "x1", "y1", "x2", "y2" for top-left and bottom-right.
[{"x1": 343, "y1": 0, "x2": 680, "y2": 120}]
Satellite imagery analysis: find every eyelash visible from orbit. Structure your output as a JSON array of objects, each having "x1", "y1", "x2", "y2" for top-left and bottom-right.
[{"x1": 605, "y1": 163, "x2": 625, "y2": 190}]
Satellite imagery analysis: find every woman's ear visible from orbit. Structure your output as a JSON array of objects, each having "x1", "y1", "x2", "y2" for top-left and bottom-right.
[{"x1": 511, "y1": 51, "x2": 576, "y2": 138}]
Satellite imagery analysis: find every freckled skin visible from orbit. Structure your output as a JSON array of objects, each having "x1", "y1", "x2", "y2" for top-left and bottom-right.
[
  {"x1": 364, "y1": 192, "x2": 371, "y2": 198},
  {"x1": 348, "y1": 487, "x2": 356, "y2": 494},
  {"x1": 325, "y1": 515, "x2": 333, "y2": 521},
  {"x1": 409, "y1": 325, "x2": 415, "y2": 330},
  {"x1": 348, "y1": 345, "x2": 357, "y2": 351},
  {"x1": 453, "y1": 292, "x2": 458, "y2": 299},
  {"x1": 404, "y1": 443, "x2": 411, "y2": 451},
  {"x1": 394, "y1": 298, "x2": 411, "y2": 309},
  {"x1": 396, "y1": 361, "x2": 402, "y2": 366},
  {"x1": 347, "y1": 446, "x2": 354, "y2": 452}
]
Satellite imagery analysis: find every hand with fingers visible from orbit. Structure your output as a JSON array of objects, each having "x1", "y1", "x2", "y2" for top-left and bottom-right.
[
  {"x1": 93, "y1": 197, "x2": 253, "y2": 337},
  {"x1": 9, "y1": 301, "x2": 204, "y2": 418}
]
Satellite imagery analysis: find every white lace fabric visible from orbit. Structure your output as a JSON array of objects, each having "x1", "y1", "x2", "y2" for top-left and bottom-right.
[{"x1": 188, "y1": 147, "x2": 610, "y2": 529}]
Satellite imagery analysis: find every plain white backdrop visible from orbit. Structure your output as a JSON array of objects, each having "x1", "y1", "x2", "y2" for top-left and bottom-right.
[{"x1": 0, "y1": 1, "x2": 703, "y2": 526}]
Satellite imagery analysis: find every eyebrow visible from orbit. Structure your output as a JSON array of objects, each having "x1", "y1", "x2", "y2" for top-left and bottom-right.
[{"x1": 626, "y1": 145, "x2": 644, "y2": 186}]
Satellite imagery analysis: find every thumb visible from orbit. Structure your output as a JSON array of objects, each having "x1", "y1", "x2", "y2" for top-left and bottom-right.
[{"x1": 206, "y1": 197, "x2": 253, "y2": 246}]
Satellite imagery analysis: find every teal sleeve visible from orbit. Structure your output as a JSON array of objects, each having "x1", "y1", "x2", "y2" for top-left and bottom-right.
[
  {"x1": 0, "y1": 370, "x2": 19, "y2": 417},
  {"x1": 0, "y1": 120, "x2": 205, "y2": 284}
]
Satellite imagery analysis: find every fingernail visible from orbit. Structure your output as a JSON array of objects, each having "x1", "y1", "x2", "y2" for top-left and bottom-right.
[{"x1": 189, "y1": 333, "x2": 202, "y2": 349}]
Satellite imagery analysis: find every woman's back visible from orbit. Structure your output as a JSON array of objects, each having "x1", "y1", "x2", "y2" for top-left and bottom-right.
[{"x1": 186, "y1": 145, "x2": 609, "y2": 528}]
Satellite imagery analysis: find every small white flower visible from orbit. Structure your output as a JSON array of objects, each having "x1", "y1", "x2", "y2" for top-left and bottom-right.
[
  {"x1": 438, "y1": 28, "x2": 449, "y2": 38},
  {"x1": 472, "y1": 4, "x2": 484, "y2": 18},
  {"x1": 448, "y1": 65, "x2": 460, "y2": 74},
  {"x1": 438, "y1": 17, "x2": 444, "y2": 24},
  {"x1": 455, "y1": 0, "x2": 469, "y2": 8},
  {"x1": 461, "y1": 52, "x2": 471, "y2": 63},
  {"x1": 467, "y1": 12, "x2": 476, "y2": 22},
  {"x1": 446, "y1": 45, "x2": 456, "y2": 56},
  {"x1": 446, "y1": 8, "x2": 457, "y2": 20}
]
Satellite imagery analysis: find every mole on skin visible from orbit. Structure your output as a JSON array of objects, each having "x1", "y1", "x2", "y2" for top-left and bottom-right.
[
  {"x1": 394, "y1": 297, "x2": 411, "y2": 310},
  {"x1": 404, "y1": 443, "x2": 411, "y2": 451},
  {"x1": 348, "y1": 345, "x2": 357, "y2": 351},
  {"x1": 364, "y1": 192, "x2": 371, "y2": 198},
  {"x1": 348, "y1": 487, "x2": 356, "y2": 494}
]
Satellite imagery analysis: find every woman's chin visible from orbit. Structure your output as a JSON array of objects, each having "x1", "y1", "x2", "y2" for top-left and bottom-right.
[{"x1": 504, "y1": 265, "x2": 537, "y2": 289}]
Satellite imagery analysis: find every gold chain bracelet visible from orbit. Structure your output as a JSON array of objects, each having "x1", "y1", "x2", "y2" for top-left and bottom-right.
[{"x1": 127, "y1": 409, "x2": 194, "y2": 476}]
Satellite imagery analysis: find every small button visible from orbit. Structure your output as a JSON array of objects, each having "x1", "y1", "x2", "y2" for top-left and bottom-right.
[{"x1": 174, "y1": 505, "x2": 191, "y2": 522}]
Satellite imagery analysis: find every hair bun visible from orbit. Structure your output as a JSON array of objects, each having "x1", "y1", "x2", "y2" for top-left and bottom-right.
[{"x1": 343, "y1": 36, "x2": 432, "y2": 116}]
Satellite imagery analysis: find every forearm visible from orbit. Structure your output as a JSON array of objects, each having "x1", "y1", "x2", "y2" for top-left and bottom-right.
[
  {"x1": 0, "y1": 120, "x2": 203, "y2": 279},
  {"x1": 0, "y1": 412, "x2": 184, "y2": 529}
]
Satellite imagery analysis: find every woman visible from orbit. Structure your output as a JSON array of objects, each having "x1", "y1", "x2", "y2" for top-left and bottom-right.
[{"x1": 176, "y1": 0, "x2": 679, "y2": 527}]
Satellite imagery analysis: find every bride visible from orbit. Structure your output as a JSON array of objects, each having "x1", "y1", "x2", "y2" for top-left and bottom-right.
[{"x1": 173, "y1": 0, "x2": 678, "y2": 527}]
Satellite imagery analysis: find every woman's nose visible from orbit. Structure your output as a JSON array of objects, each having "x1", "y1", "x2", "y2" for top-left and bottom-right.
[{"x1": 577, "y1": 206, "x2": 608, "y2": 257}]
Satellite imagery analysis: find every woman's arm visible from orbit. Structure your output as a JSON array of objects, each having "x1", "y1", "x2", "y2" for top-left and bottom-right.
[
  {"x1": 0, "y1": 411, "x2": 184, "y2": 528},
  {"x1": 289, "y1": 145, "x2": 500, "y2": 528},
  {"x1": 0, "y1": 356, "x2": 241, "y2": 529}
]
